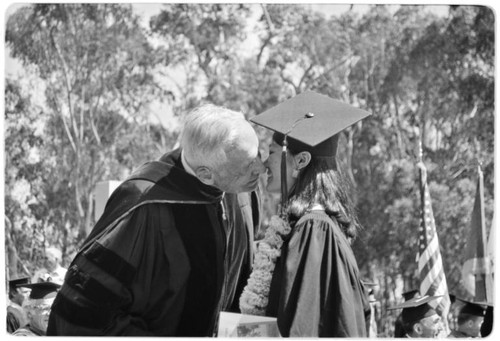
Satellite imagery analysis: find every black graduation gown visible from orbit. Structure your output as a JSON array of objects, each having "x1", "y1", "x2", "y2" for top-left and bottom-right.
[
  {"x1": 448, "y1": 329, "x2": 470, "y2": 338},
  {"x1": 47, "y1": 149, "x2": 259, "y2": 336},
  {"x1": 267, "y1": 211, "x2": 369, "y2": 337}
]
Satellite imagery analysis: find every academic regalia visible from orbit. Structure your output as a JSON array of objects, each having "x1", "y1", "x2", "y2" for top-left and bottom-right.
[
  {"x1": 47, "y1": 148, "x2": 259, "y2": 336},
  {"x1": 480, "y1": 305, "x2": 493, "y2": 337},
  {"x1": 251, "y1": 91, "x2": 371, "y2": 337},
  {"x1": 267, "y1": 210, "x2": 370, "y2": 337},
  {"x1": 394, "y1": 290, "x2": 421, "y2": 337},
  {"x1": 7, "y1": 305, "x2": 24, "y2": 333},
  {"x1": 7, "y1": 277, "x2": 31, "y2": 333},
  {"x1": 448, "y1": 329, "x2": 470, "y2": 338},
  {"x1": 388, "y1": 294, "x2": 442, "y2": 338},
  {"x1": 12, "y1": 281, "x2": 61, "y2": 336},
  {"x1": 449, "y1": 297, "x2": 488, "y2": 338}
]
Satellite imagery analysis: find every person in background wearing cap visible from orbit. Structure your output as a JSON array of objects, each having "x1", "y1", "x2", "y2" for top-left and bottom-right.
[
  {"x1": 47, "y1": 104, "x2": 265, "y2": 336},
  {"x1": 394, "y1": 290, "x2": 421, "y2": 337},
  {"x1": 448, "y1": 298, "x2": 486, "y2": 338},
  {"x1": 249, "y1": 91, "x2": 371, "y2": 337},
  {"x1": 390, "y1": 295, "x2": 443, "y2": 338},
  {"x1": 12, "y1": 282, "x2": 61, "y2": 336},
  {"x1": 32, "y1": 246, "x2": 67, "y2": 285},
  {"x1": 6, "y1": 277, "x2": 31, "y2": 333}
]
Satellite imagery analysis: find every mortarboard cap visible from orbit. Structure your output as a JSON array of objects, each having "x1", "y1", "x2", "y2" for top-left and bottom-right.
[
  {"x1": 455, "y1": 297, "x2": 488, "y2": 317},
  {"x1": 362, "y1": 280, "x2": 378, "y2": 299},
  {"x1": 8, "y1": 277, "x2": 30, "y2": 291},
  {"x1": 17, "y1": 281, "x2": 61, "y2": 300},
  {"x1": 251, "y1": 91, "x2": 371, "y2": 212},
  {"x1": 250, "y1": 91, "x2": 371, "y2": 157},
  {"x1": 388, "y1": 295, "x2": 441, "y2": 324},
  {"x1": 402, "y1": 289, "x2": 421, "y2": 301}
]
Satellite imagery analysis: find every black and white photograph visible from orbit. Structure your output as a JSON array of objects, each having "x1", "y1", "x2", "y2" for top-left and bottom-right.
[{"x1": 2, "y1": 1, "x2": 496, "y2": 337}]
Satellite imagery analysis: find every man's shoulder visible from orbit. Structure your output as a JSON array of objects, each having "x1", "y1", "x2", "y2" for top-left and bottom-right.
[
  {"x1": 7, "y1": 302, "x2": 23, "y2": 314},
  {"x1": 12, "y1": 325, "x2": 41, "y2": 336},
  {"x1": 448, "y1": 330, "x2": 468, "y2": 338}
]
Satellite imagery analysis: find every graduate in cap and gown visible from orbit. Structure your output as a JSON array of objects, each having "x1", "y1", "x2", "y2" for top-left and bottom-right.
[
  {"x1": 448, "y1": 298, "x2": 488, "y2": 338},
  {"x1": 12, "y1": 282, "x2": 61, "y2": 336},
  {"x1": 7, "y1": 277, "x2": 31, "y2": 333},
  {"x1": 242, "y1": 91, "x2": 371, "y2": 337},
  {"x1": 394, "y1": 290, "x2": 421, "y2": 337},
  {"x1": 389, "y1": 295, "x2": 443, "y2": 338}
]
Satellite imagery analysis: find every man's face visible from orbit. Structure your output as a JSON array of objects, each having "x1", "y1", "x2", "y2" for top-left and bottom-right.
[
  {"x1": 23, "y1": 296, "x2": 55, "y2": 334},
  {"x1": 212, "y1": 127, "x2": 265, "y2": 193},
  {"x1": 44, "y1": 252, "x2": 59, "y2": 271},
  {"x1": 12, "y1": 287, "x2": 31, "y2": 306},
  {"x1": 418, "y1": 314, "x2": 442, "y2": 337},
  {"x1": 461, "y1": 316, "x2": 484, "y2": 337}
]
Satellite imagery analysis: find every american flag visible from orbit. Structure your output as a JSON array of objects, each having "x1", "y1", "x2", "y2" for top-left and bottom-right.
[{"x1": 416, "y1": 161, "x2": 451, "y2": 322}]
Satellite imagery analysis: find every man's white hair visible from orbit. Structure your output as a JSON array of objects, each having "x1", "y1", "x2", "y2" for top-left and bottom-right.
[
  {"x1": 180, "y1": 104, "x2": 247, "y2": 170},
  {"x1": 45, "y1": 247, "x2": 62, "y2": 261}
]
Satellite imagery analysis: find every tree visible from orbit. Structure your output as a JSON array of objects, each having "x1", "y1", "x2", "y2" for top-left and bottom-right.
[
  {"x1": 4, "y1": 77, "x2": 49, "y2": 278},
  {"x1": 5, "y1": 4, "x2": 173, "y2": 267}
]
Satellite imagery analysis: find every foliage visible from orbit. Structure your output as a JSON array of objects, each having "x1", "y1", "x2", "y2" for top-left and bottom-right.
[
  {"x1": 5, "y1": 3, "x2": 175, "y2": 271},
  {"x1": 4, "y1": 3, "x2": 494, "y2": 336},
  {"x1": 4, "y1": 77, "x2": 49, "y2": 278}
]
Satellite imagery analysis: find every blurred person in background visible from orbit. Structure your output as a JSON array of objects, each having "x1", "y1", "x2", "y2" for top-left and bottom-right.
[
  {"x1": 389, "y1": 295, "x2": 443, "y2": 338},
  {"x1": 6, "y1": 277, "x2": 31, "y2": 333},
  {"x1": 448, "y1": 298, "x2": 487, "y2": 338},
  {"x1": 32, "y1": 247, "x2": 67, "y2": 285},
  {"x1": 11, "y1": 282, "x2": 61, "y2": 336}
]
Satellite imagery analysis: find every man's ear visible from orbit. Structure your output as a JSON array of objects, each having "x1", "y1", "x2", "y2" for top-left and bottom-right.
[
  {"x1": 413, "y1": 322, "x2": 423, "y2": 335},
  {"x1": 195, "y1": 166, "x2": 215, "y2": 185}
]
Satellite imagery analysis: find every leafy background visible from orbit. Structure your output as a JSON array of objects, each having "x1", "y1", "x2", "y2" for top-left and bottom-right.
[{"x1": 3, "y1": 4, "x2": 494, "y2": 336}]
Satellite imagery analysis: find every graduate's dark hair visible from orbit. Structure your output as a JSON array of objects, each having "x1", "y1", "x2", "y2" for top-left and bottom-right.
[{"x1": 285, "y1": 153, "x2": 361, "y2": 241}]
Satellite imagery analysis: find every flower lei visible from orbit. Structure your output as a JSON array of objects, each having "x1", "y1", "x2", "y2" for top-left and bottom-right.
[{"x1": 239, "y1": 214, "x2": 291, "y2": 315}]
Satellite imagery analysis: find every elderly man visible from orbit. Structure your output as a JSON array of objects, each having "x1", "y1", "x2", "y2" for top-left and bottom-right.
[
  {"x1": 32, "y1": 247, "x2": 67, "y2": 285},
  {"x1": 47, "y1": 104, "x2": 264, "y2": 336}
]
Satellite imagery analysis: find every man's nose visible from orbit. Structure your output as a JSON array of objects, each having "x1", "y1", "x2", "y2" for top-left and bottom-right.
[{"x1": 253, "y1": 158, "x2": 266, "y2": 174}]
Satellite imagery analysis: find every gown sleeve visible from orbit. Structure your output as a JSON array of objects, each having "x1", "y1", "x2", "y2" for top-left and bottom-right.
[
  {"x1": 47, "y1": 203, "x2": 189, "y2": 336},
  {"x1": 275, "y1": 214, "x2": 368, "y2": 337}
]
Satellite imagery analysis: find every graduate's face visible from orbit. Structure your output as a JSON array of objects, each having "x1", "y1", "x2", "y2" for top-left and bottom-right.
[
  {"x1": 416, "y1": 314, "x2": 442, "y2": 337},
  {"x1": 460, "y1": 316, "x2": 483, "y2": 337},
  {"x1": 264, "y1": 141, "x2": 296, "y2": 194},
  {"x1": 212, "y1": 126, "x2": 265, "y2": 193},
  {"x1": 12, "y1": 287, "x2": 30, "y2": 306},
  {"x1": 24, "y1": 296, "x2": 55, "y2": 334}
]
